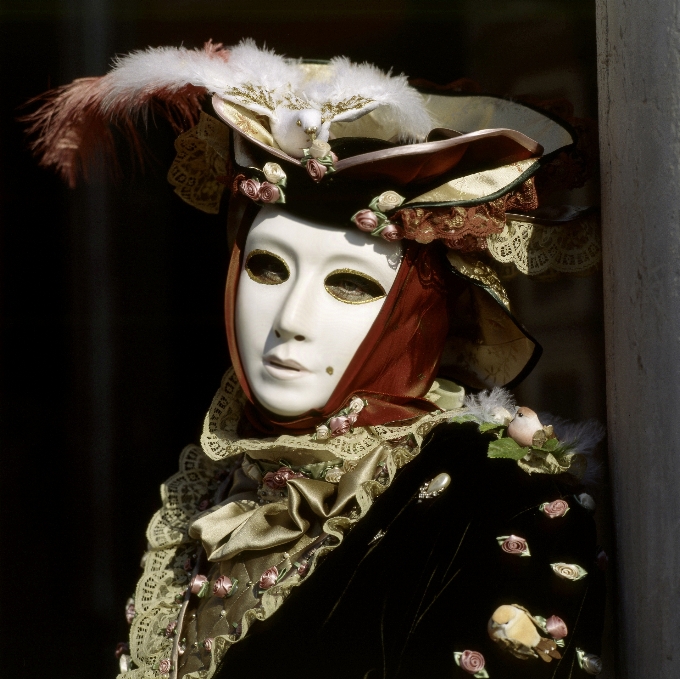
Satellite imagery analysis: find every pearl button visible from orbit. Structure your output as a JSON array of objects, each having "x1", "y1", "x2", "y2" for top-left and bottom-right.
[{"x1": 426, "y1": 473, "x2": 451, "y2": 494}]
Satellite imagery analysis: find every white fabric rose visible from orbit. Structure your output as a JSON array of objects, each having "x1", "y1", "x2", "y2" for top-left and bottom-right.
[
  {"x1": 376, "y1": 190, "x2": 405, "y2": 212},
  {"x1": 309, "y1": 139, "x2": 332, "y2": 159},
  {"x1": 262, "y1": 162, "x2": 287, "y2": 184}
]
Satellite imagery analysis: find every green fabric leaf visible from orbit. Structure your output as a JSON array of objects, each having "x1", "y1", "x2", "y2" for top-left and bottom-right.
[
  {"x1": 488, "y1": 437, "x2": 529, "y2": 460},
  {"x1": 479, "y1": 422, "x2": 505, "y2": 434},
  {"x1": 539, "y1": 437, "x2": 559, "y2": 452}
]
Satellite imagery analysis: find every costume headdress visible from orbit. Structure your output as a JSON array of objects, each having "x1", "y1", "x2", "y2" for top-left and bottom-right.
[{"x1": 25, "y1": 40, "x2": 601, "y2": 426}]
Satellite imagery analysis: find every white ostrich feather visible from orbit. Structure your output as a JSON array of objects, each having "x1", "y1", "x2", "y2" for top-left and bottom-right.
[
  {"x1": 102, "y1": 40, "x2": 434, "y2": 153},
  {"x1": 102, "y1": 45, "x2": 233, "y2": 110}
]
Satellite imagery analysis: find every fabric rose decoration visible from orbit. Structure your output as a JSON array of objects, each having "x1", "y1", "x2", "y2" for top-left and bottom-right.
[
  {"x1": 541, "y1": 499, "x2": 570, "y2": 518},
  {"x1": 305, "y1": 158, "x2": 327, "y2": 182},
  {"x1": 164, "y1": 620, "x2": 177, "y2": 638},
  {"x1": 158, "y1": 659, "x2": 172, "y2": 675},
  {"x1": 203, "y1": 638, "x2": 213, "y2": 651},
  {"x1": 262, "y1": 162, "x2": 287, "y2": 185},
  {"x1": 301, "y1": 141, "x2": 337, "y2": 182},
  {"x1": 125, "y1": 600, "x2": 136, "y2": 624},
  {"x1": 238, "y1": 175, "x2": 285, "y2": 204},
  {"x1": 190, "y1": 574, "x2": 209, "y2": 596},
  {"x1": 375, "y1": 190, "x2": 405, "y2": 212},
  {"x1": 258, "y1": 566, "x2": 279, "y2": 590},
  {"x1": 296, "y1": 561, "x2": 309, "y2": 576},
  {"x1": 263, "y1": 467, "x2": 304, "y2": 490},
  {"x1": 380, "y1": 223, "x2": 403, "y2": 241},
  {"x1": 353, "y1": 209, "x2": 379, "y2": 232},
  {"x1": 545, "y1": 615, "x2": 568, "y2": 640},
  {"x1": 212, "y1": 575, "x2": 235, "y2": 598},
  {"x1": 309, "y1": 139, "x2": 332, "y2": 159},
  {"x1": 329, "y1": 415, "x2": 352, "y2": 436},
  {"x1": 551, "y1": 562, "x2": 588, "y2": 581},
  {"x1": 577, "y1": 649, "x2": 603, "y2": 675},
  {"x1": 351, "y1": 192, "x2": 406, "y2": 242},
  {"x1": 348, "y1": 396, "x2": 365, "y2": 414},
  {"x1": 497, "y1": 535, "x2": 530, "y2": 556},
  {"x1": 454, "y1": 650, "x2": 488, "y2": 677},
  {"x1": 258, "y1": 181, "x2": 281, "y2": 204},
  {"x1": 239, "y1": 177, "x2": 261, "y2": 201}
]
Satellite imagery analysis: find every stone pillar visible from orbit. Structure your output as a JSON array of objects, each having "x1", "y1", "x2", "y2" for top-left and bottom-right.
[{"x1": 596, "y1": 1, "x2": 680, "y2": 677}]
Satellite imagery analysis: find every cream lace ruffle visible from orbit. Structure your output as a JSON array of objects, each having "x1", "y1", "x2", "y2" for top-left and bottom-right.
[
  {"x1": 200, "y1": 369, "x2": 454, "y2": 463},
  {"x1": 119, "y1": 369, "x2": 464, "y2": 679},
  {"x1": 486, "y1": 215, "x2": 601, "y2": 277}
]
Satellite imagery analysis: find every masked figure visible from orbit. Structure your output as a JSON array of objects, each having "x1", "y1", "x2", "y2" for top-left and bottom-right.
[{"x1": 26, "y1": 40, "x2": 606, "y2": 679}]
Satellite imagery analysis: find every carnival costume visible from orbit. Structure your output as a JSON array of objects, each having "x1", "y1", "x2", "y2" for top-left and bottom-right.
[{"x1": 26, "y1": 40, "x2": 606, "y2": 679}]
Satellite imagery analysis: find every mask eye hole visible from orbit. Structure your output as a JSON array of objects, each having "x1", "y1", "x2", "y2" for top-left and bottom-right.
[
  {"x1": 324, "y1": 269, "x2": 386, "y2": 304},
  {"x1": 245, "y1": 250, "x2": 290, "y2": 285}
]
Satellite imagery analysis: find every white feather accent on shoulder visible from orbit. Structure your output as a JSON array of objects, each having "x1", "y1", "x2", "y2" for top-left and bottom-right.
[{"x1": 464, "y1": 387, "x2": 517, "y2": 425}]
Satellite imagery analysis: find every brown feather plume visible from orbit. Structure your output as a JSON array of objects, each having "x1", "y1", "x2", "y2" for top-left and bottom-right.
[{"x1": 22, "y1": 41, "x2": 229, "y2": 187}]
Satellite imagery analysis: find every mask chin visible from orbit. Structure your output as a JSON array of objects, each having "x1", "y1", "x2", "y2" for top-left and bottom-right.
[{"x1": 234, "y1": 206, "x2": 402, "y2": 417}]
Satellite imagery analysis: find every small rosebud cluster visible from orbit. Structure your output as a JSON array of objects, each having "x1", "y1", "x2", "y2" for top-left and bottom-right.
[
  {"x1": 315, "y1": 396, "x2": 366, "y2": 440},
  {"x1": 352, "y1": 191, "x2": 406, "y2": 242},
  {"x1": 301, "y1": 140, "x2": 338, "y2": 182},
  {"x1": 238, "y1": 162, "x2": 287, "y2": 205}
]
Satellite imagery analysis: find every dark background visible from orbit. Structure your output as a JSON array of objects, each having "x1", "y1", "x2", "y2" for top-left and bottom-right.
[{"x1": 0, "y1": 1, "x2": 606, "y2": 677}]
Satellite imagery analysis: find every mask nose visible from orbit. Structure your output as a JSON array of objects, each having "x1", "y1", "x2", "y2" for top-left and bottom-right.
[{"x1": 272, "y1": 275, "x2": 316, "y2": 342}]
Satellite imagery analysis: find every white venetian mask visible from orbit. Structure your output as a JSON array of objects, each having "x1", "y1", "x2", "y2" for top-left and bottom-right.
[{"x1": 235, "y1": 206, "x2": 402, "y2": 417}]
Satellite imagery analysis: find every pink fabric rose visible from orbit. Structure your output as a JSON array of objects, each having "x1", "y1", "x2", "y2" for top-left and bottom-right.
[
  {"x1": 239, "y1": 178, "x2": 261, "y2": 200},
  {"x1": 212, "y1": 575, "x2": 234, "y2": 598},
  {"x1": 258, "y1": 566, "x2": 279, "y2": 590},
  {"x1": 125, "y1": 602, "x2": 136, "y2": 624},
  {"x1": 353, "y1": 209, "x2": 379, "y2": 232},
  {"x1": 546, "y1": 615, "x2": 568, "y2": 640},
  {"x1": 198, "y1": 498, "x2": 210, "y2": 511},
  {"x1": 203, "y1": 638, "x2": 213, "y2": 651},
  {"x1": 158, "y1": 658, "x2": 172, "y2": 675},
  {"x1": 306, "y1": 158, "x2": 327, "y2": 182},
  {"x1": 164, "y1": 620, "x2": 177, "y2": 638},
  {"x1": 258, "y1": 181, "x2": 280, "y2": 204},
  {"x1": 542, "y1": 499, "x2": 569, "y2": 518},
  {"x1": 501, "y1": 535, "x2": 528, "y2": 555},
  {"x1": 115, "y1": 642, "x2": 130, "y2": 659},
  {"x1": 380, "y1": 222, "x2": 404, "y2": 241},
  {"x1": 190, "y1": 574, "x2": 208, "y2": 594},
  {"x1": 296, "y1": 561, "x2": 309, "y2": 576},
  {"x1": 460, "y1": 650, "x2": 485, "y2": 674},
  {"x1": 329, "y1": 415, "x2": 352, "y2": 436},
  {"x1": 263, "y1": 467, "x2": 304, "y2": 490}
]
